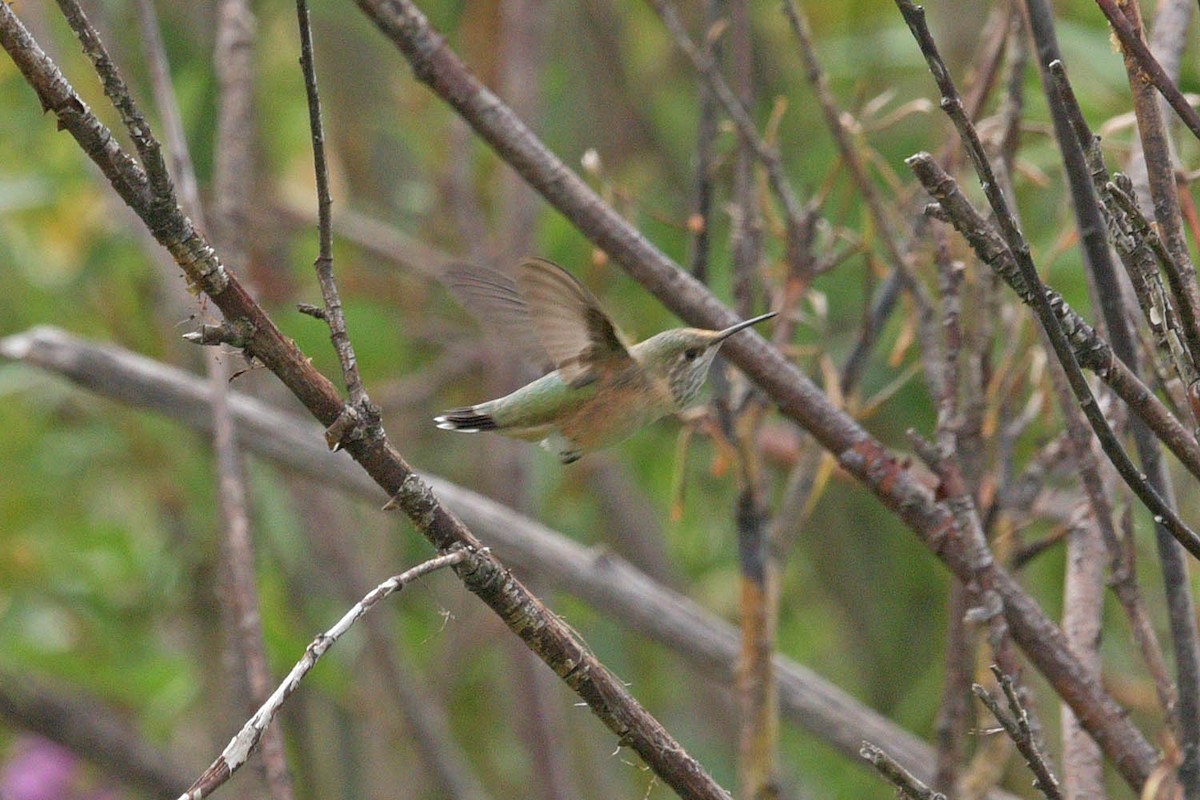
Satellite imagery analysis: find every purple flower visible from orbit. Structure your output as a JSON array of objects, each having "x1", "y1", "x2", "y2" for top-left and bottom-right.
[{"x1": 0, "y1": 737, "x2": 79, "y2": 800}]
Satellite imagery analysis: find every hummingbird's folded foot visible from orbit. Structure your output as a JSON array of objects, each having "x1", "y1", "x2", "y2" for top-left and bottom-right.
[
  {"x1": 540, "y1": 432, "x2": 582, "y2": 464},
  {"x1": 434, "y1": 407, "x2": 497, "y2": 432}
]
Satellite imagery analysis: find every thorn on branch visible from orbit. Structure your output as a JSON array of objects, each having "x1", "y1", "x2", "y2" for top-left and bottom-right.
[
  {"x1": 323, "y1": 403, "x2": 362, "y2": 451},
  {"x1": 182, "y1": 319, "x2": 257, "y2": 348}
]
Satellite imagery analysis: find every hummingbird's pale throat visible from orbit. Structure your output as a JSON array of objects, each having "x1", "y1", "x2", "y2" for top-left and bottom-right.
[{"x1": 435, "y1": 258, "x2": 775, "y2": 464}]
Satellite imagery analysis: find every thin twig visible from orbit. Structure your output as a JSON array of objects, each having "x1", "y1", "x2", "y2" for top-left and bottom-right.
[
  {"x1": 973, "y1": 667, "x2": 1063, "y2": 800},
  {"x1": 1050, "y1": 62, "x2": 1193, "y2": 387},
  {"x1": 782, "y1": 0, "x2": 937, "y2": 373},
  {"x1": 929, "y1": 222, "x2": 970, "y2": 797},
  {"x1": 1100, "y1": 1, "x2": 1200, "y2": 384},
  {"x1": 861, "y1": 742, "x2": 947, "y2": 800},
  {"x1": 686, "y1": 0, "x2": 722, "y2": 283},
  {"x1": 179, "y1": 549, "x2": 471, "y2": 800},
  {"x1": 127, "y1": 2, "x2": 296, "y2": 797},
  {"x1": 492, "y1": 5, "x2": 577, "y2": 796},
  {"x1": 54, "y1": 0, "x2": 166, "y2": 199},
  {"x1": 206, "y1": 0, "x2": 299, "y2": 794},
  {"x1": 274, "y1": 201, "x2": 454, "y2": 278},
  {"x1": 295, "y1": 487, "x2": 495, "y2": 800},
  {"x1": 296, "y1": 0, "x2": 369, "y2": 412},
  {"x1": 1115, "y1": 504, "x2": 1179, "y2": 722},
  {"x1": 1018, "y1": 29, "x2": 1200, "y2": 750},
  {"x1": 644, "y1": 0, "x2": 816, "y2": 275},
  {"x1": 1019, "y1": 0, "x2": 1132, "y2": 372},
  {"x1": 1092, "y1": 0, "x2": 1200, "y2": 143},
  {"x1": 1017, "y1": 66, "x2": 1179, "y2": 727},
  {"x1": 1123, "y1": 0, "x2": 1195, "y2": 211},
  {"x1": 1035, "y1": 277, "x2": 1177, "y2": 724},
  {"x1": 895, "y1": 0, "x2": 1200, "y2": 561},
  {"x1": 732, "y1": 426, "x2": 779, "y2": 799},
  {"x1": 1039, "y1": 32, "x2": 1200, "y2": 795},
  {"x1": 907, "y1": 430, "x2": 1026, "y2": 710},
  {"x1": 710, "y1": 3, "x2": 781, "y2": 795}
]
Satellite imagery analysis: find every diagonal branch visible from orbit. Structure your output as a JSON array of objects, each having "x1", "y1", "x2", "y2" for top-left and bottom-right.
[
  {"x1": 1048, "y1": 61, "x2": 1194, "y2": 388},
  {"x1": 347, "y1": 0, "x2": 1160, "y2": 788},
  {"x1": 973, "y1": 667, "x2": 1063, "y2": 800},
  {"x1": 911, "y1": 153, "x2": 1200, "y2": 483},
  {"x1": 181, "y1": 549, "x2": 470, "y2": 800},
  {"x1": 1092, "y1": 0, "x2": 1200, "y2": 143},
  {"x1": 54, "y1": 0, "x2": 167, "y2": 199},
  {"x1": 781, "y1": 0, "x2": 935, "y2": 335},
  {"x1": 861, "y1": 742, "x2": 946, "y2": 800},
  {"x1": 0, "y1": 8, "x2": 728, "y2": 799}
]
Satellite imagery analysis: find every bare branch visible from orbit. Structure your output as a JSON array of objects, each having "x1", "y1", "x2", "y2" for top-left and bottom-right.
[
  {"x1": 782, "y1": 0, "x2": 935, "y2": 340},
  {"x1": 295, "y1": 0, "x2": 370, "y2": 417},
  {"x1": 1048, "y1": 60, "x2": 1195, "y2": 389},
  {"x1": 54, "y1": 0, "x2": 167, "y2": 198},
  {"x1": 644, "y1": 0, "x2": 817, "y2": 275},
  {"x1": 1060, "y1": 509, "x2": 1107, "y2": 799},
  {"x1": 911, "y1": 155, "x2": 1200, "y2": 511},
  {"x1": 861, "y1": 742, "x2": 947, "y2": 800},
  {"x1": 179, "y1": 549, "x2": 471, "y2": 800},
  {"x1": 1092, "y1": 0, "x2": 1200, "y2": 143},
  {"x1": 973, "y1": 667, "x2": 1063, "y2": 800}
]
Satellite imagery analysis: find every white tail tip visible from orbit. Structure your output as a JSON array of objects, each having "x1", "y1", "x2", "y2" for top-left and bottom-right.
[{"x1": 434, "y1": 416, "x2": 483, "y2": 432}]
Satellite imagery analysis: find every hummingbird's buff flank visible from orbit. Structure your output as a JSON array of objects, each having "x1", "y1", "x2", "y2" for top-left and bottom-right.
[{"x1": 435, "y1": 258, "x2": 775, "y2": 464}]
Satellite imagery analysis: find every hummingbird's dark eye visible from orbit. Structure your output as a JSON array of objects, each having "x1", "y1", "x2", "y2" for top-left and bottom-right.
[{"x1": 683, "y1": 347, "x2": 702, "y2": 361}]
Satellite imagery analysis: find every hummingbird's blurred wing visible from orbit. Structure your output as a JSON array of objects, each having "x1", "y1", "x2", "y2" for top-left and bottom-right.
[
  {"x1": 517, "y1": 258, "x2": 633, "y2": 387},
  {"x1": 442, "y1": 264, "x2": 556, "y2": 373}
]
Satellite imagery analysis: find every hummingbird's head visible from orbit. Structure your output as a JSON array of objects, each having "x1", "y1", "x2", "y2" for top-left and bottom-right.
[{"x1": 640, "y1": 312, "x2": 776, "y2": 409}]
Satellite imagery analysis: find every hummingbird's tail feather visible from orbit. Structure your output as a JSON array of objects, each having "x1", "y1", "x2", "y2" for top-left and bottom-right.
[{"x1": 434, "y1": 407, "x2": 497, "y2": 432}]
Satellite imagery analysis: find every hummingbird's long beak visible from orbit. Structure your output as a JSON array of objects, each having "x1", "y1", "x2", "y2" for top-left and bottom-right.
[{"x1": 712, "y1": 311, "x2": 777, "y2": 344}]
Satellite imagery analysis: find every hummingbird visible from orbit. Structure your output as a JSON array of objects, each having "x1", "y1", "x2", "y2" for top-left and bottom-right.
[{"x1": 435, "y1": 257, "x2": 775, "y2": 464}]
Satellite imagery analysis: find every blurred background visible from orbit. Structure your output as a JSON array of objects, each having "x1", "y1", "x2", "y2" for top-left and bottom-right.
[{"x1": 1, "y1": 0, "x2": 1196, "y2": 797}]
